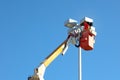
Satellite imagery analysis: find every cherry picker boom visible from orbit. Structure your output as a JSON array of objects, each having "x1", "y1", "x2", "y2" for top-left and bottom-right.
[
  {"x1": 28, "y1": 36, "x2": 72, "y2": 80},
  {"x1": 28, "y1": 17, "x2": 97, "y2": 80}
]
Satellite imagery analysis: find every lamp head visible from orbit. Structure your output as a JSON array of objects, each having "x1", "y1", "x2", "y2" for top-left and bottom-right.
[{"x1": 64, "y1": 18, "x2": 78, "y2": 28}]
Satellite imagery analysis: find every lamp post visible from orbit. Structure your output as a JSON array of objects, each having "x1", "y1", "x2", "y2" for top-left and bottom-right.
[{"x1": 78, "y1": 47, "x2": 82, "y2": 80}]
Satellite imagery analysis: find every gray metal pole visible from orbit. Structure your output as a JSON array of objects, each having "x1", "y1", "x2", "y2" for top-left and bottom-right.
[{"x1": 78, "y1": 47, "x2": 82, "y2": 80}]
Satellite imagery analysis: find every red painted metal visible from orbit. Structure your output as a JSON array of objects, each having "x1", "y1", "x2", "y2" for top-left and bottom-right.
[{"x1": 80, "y1": 22, "x2": 95, "y2": 50}]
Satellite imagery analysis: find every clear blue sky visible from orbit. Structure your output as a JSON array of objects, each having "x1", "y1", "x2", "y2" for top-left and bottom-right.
[{"x1": 0, "y1": 0, "x2": 120, "y2": 80}]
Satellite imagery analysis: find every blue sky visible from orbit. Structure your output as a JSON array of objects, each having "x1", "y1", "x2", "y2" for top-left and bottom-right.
[{"x1": 0, "y1": 0, "x2": 120, "y2": 80}]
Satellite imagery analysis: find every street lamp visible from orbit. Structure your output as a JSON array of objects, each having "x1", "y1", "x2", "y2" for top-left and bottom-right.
[{"x1": 64, "y1": 17, "x2": 97, "y2": 80}]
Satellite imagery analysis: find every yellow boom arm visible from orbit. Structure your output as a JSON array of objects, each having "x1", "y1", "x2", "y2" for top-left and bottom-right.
[
  {"x1": 43, "y1": 40, "x2": 67, "y2": 67},
  {"x1": 28, "y1": 39, "x2": 69, "y2": 80}
]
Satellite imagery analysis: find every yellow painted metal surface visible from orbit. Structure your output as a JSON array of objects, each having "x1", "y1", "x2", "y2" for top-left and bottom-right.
[{"x1": 43, "y1": 40, "x2": 66, "y2": 67}]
